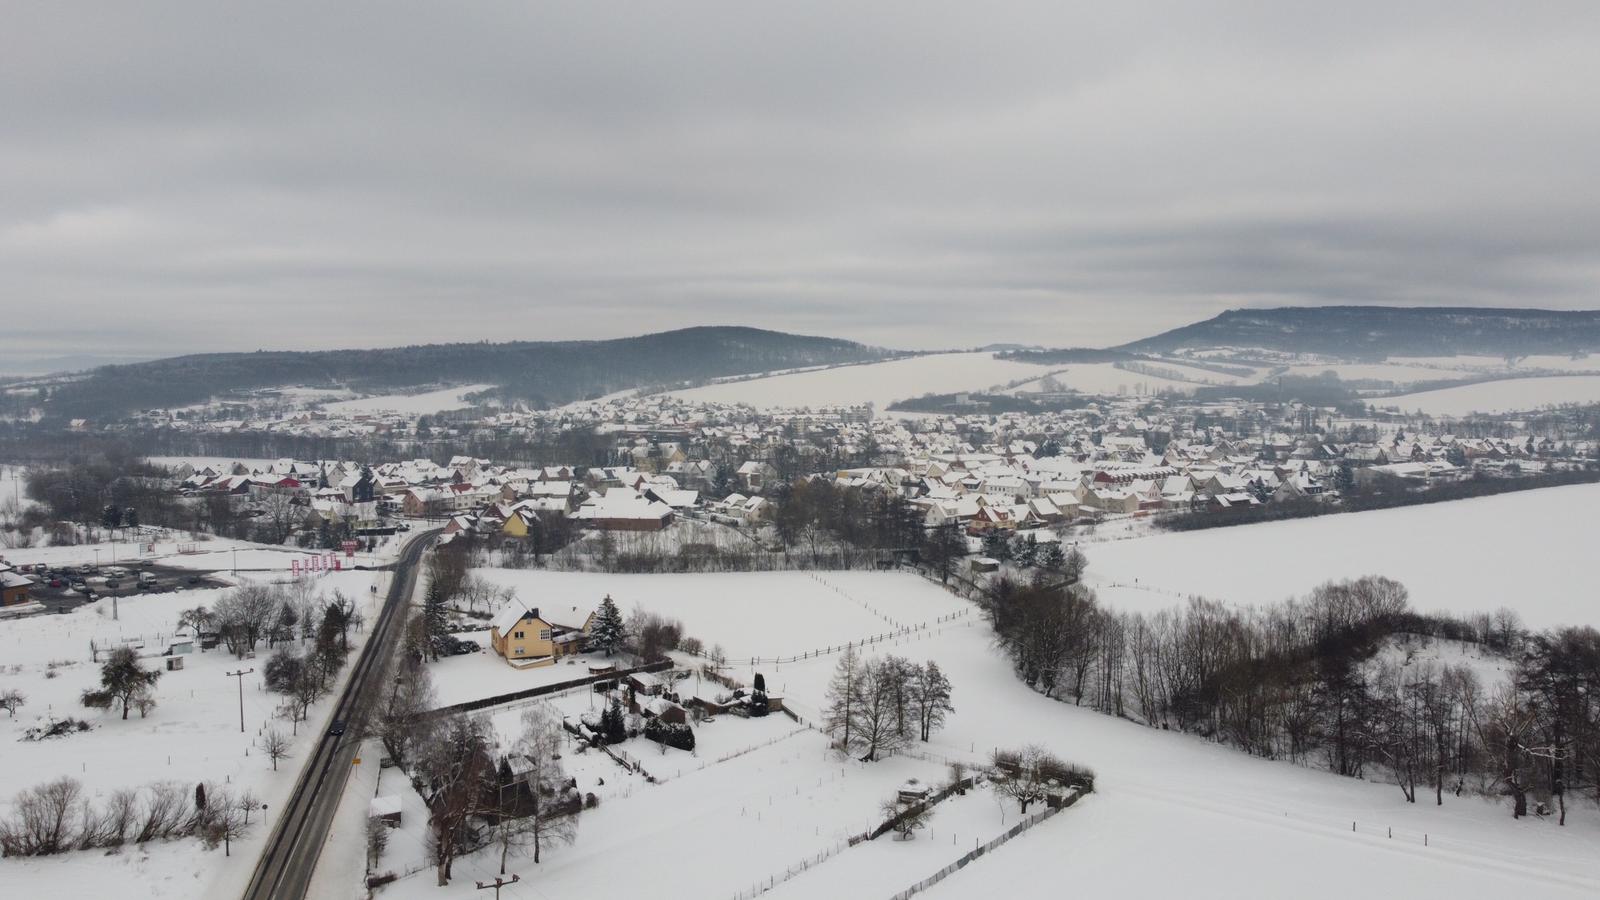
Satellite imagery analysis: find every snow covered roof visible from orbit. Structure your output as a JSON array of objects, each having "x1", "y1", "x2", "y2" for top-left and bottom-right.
[{"x1": 369, "y1": 796, "x2": 402, "y2": 818}]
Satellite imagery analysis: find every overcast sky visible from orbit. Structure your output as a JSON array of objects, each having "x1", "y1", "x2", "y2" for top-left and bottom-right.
[{"x1": 4, "y1": 2, "x2": 1600, "y2": 367}]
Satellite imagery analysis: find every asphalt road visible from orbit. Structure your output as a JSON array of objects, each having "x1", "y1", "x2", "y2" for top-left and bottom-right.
[{"x1": 241, "y1": 528, "x2": 439, "y2": 900}]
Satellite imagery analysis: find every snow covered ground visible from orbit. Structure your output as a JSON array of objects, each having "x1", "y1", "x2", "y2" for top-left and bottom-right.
[
  {"x1": 0, "y1": 531, "x2": 401, "y2": 574},
  {"x1": 319, "y1": 384, "x2": 496, "y2": 416},
  {"x1": 0, "y1": 567, "x2": 396, "y2": 900},
  {"x1": 1081, "y1": 482, "x2": 1600, "y2": 629},
  {"x1": 357, "y1": 557, "x2": 1600, "y2": 900},
  {"x1": 666, "y1": 353, "x2": 1042, "y2": 409},
  {"x1": 1379, "y1": 375, "x2": 1600, "y2": 416},
  {"x1": 468, "y1": 569, "x2": 972, "y2": 663},
  {"x1": 1010, "y1": 362, "x2": 1218, "y2": 396}
]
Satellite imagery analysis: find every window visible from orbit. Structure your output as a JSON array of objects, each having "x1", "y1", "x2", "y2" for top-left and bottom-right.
[
  {"x1": 539, "y1": 629, "x2": 552, "y2": 641},
  {"x1": 513, "y1": 631, "x2": 525, "y2": 639},
  {"x1": 515, "y1": 647, "x2": 525, "y2": 656}
]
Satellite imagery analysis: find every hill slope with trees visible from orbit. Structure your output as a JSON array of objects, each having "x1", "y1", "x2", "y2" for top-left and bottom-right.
[
  {"x1": 1120, "y1": 306, "x2": 1600, "y2": 359},
  {"x1": 32, "y1": 327, "x2": 894, "y2": 420}
]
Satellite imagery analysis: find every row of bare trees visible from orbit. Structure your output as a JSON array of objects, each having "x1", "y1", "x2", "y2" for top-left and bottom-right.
[
  {"x1": 980, "y1": 569, "x2": 1600, "y2": 820},
  {"x1": 0, "y1": 777, "x2": 256, "y2": 858},
  {"x1": 824, "y1": 649, "x2": 955, "y2": 761}
]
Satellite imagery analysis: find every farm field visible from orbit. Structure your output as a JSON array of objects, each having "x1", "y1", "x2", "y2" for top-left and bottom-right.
[
  {"x1": 1379, "y1": 375, "x2": 1600, "y2": 416},
  {"x1": 365, "y1": 562, "x2": 1600, "y2": 900},
  {"x1": 666, "y1": 352, "x2": 1041, "y2": 410},
  {"x1": 1081, "y1": 481, "x2": 1600, "y2": 629},
  {"x1": 319, "y1": 383, "x2": 496, "y2": 416}
]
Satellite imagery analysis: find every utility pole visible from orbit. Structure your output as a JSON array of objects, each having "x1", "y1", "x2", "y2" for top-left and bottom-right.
[
  {"x1": 226, "y1": 668, "x2": 254, "y2": 733},
  {"x1": 475, "y1": 875, "x2": 519, "y2": 899}
]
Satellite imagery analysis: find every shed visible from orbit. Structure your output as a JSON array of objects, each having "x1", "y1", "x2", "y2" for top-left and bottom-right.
[
  {"x1": 897, "y1": 778, "x2": 932, "y2": 804},
  {"x1": 369, "y1": 796, "x2": 402, "y2": 827}
]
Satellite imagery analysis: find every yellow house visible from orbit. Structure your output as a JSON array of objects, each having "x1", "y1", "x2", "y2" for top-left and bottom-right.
[
  {"x1": 499, "y1": 509, "x2": 535, "y2": 539},
  {"x1": 489, "y1": 597, "x2": 600, "y2": 668}
]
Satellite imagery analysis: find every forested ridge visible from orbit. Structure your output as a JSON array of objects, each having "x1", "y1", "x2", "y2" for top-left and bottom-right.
[{"x1": 29, "y1": 326, "x2": 893, "y2": 420}]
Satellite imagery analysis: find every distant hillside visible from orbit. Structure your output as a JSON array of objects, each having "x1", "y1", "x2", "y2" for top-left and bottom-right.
[
  {"x1": 1120, "y1": 307, "x2": 1600, "y2": 359},
  {"x1": 35, "y1": 327, "x2": 893, "y2": 420}
]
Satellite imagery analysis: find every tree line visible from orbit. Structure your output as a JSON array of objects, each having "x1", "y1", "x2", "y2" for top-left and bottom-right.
[{"x1": 979, "y1": 566, "x2": 1600, "y2": 821}]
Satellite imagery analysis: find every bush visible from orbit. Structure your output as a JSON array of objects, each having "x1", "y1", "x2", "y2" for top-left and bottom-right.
[
  {"x1": 21, "y1": 717, "x2": 92, "y2": 741},
  {"x1": 643, "y1": 717, "x2": 695, "y2": 752}
]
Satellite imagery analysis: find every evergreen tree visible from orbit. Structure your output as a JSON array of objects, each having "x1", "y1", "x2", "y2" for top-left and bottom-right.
[
  {"x1": 1039, "y1": 542, "x2": 1066, "y2": 573},
  {"x1": 599, "y1": 696, "x2": 627, "y2": 744},
  {"x1": 590, "y1": 595, "x2": 626, "y2": 657},
  {"x1": 101, "y1": 504, "x2": 122, "y2": 534},
  {"x1": 981, "y1": 529, "x2": 1011, "y2": 561},
  {"x1": 1335, "y1": 460, "x2": 1356, "y2": 494},
  {"x1": 423, "y1": 580, "x2": 449, "y2": 661},
  {"x1": 1014, "y1": 534, "x2": 1039, "y2": 568},
  {"x1": 123, "y1": 506, "x2": 139, "y2": 529}
]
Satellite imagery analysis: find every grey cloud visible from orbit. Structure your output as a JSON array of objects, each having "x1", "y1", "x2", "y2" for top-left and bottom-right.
[{"x1": 3, "y1": 1, "x2": 1600, "y2": 363}]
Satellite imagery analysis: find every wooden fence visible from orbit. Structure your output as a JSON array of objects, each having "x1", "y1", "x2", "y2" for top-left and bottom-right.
[{"x1": 425, "y1": 658, "x2": 673, "y2": 717}]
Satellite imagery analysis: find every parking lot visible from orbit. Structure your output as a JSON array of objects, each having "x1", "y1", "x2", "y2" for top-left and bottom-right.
[{"x1": 22, "y1": 561, "x2": 232, "y2": 613}]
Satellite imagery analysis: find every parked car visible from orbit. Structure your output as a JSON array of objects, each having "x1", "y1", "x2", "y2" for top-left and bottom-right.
[
  {"x1": 186, "y1": 575, "x2": 202, "y2": 585},
  {"x1": 78, "y1": 564, "x2": 94, "y2": 575},
  {"x1": 104, "y1": 579, "x2": 121, "y2": 589},
  {"x1": 70, "y1": 581, "x2": 90, "y2": 594},
  {"x1": 48, "y1": 578, "x2": 63, "y2": 588}
]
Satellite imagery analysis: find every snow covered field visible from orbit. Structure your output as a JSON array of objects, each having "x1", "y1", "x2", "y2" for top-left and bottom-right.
[
  {"x1": 0, "y1": 567, "x2": 394, "y2": 900},
  {"x1": 1010, "y1": 362, "x2": 1217, "y2": 396},
  {"x1": 319, "y1": 383, "x2": 496, "y2": 416},
  {"x1": 468, "y1": 569, "x2": 972, "y2": 663},
  {"x1": 666, "y1": 353, "x2": 1041, "y2": 409},
  {"x1": 1082, "y1": 482, "x2": 1600, "y2": 629},
  {"x1": 350, "y1": 547, "x2": 1600, "y2": 896},
  {"x1": 359, "y1": 556, "x2": 1600, "y2": 900},
  {"x1": 1380, "y1": 375, "x2": 1600, "y2": 416}
]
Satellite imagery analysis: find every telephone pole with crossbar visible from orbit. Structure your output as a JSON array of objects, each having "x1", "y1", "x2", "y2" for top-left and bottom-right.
[{"x1": 476, "y1": 874, "x2": 519, "y2": 899}]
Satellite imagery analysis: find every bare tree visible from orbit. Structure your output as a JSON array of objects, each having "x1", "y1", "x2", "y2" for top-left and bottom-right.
[
  {"x1": 850, "y1": 659, "x2": 906, "y2": 762},
  {"x1": 500, "y1": 705, "x2": 579, "y2": 869},
  {"x1": 260, "y1": 728, "x2": 291, "y2": 770},
  {"x1": 0, "y1": 689, "x2": 25, "y2": 718},
  {"x1": 879, "y1": 794, "x2": 934, "y2": 841}
]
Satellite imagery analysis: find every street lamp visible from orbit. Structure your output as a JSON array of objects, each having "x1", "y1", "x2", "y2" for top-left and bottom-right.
[{"x1": 92, "y1": 548, "x2": 101, "y2": 570}]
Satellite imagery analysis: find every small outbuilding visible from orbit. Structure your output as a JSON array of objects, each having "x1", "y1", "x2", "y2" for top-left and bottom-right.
[{"x1": 368, "y1": 796, "x2": 402, "y2": 827}]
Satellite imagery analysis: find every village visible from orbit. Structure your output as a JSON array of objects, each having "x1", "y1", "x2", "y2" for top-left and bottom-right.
[{"x1": 2, "y1": 378, "x2": 1599, "y2": 900}]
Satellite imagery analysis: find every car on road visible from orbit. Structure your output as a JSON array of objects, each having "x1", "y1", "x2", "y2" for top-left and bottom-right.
[
  {"x1": 186, "y1": 575, "x2": 202, "y2": 585},
  {"x1": 104, "y1": 579, "x2": 121, "y2": 589},
  {"x1": 328, "y1": 720, "x2": 346, "y2": 737},
  {"x1": 138, "y1": 572, "x2": 158, "y2": 587},
  {"x1": 140, "y1": 559, "x2": 155, "y2": 567}
]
